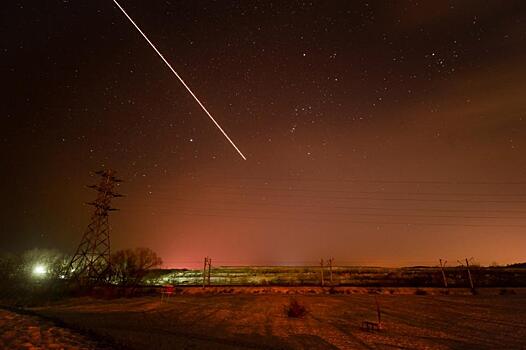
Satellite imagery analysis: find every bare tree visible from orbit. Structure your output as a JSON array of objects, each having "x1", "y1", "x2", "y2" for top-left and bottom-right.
[{"x1": 111, "y1": 247, "x2": 163, "y2": 286}]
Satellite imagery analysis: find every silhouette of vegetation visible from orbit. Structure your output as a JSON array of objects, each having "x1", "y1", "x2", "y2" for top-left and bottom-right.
[
  {"x1": 285, "y1": 298, "x2": 307, "y2": 318},
  {"x1": 111, "y1": 247, "x2": 163, "y2": 286}
]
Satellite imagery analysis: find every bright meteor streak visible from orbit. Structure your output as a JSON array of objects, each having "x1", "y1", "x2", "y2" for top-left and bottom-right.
[{"x1": 112, "y1": 0, "x2": 247, "y2": 160}]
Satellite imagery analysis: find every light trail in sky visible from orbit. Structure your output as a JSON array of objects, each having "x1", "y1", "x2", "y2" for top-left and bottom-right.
[{"x1": 112, "y1": 0, "x2": 247, "y2": 160}]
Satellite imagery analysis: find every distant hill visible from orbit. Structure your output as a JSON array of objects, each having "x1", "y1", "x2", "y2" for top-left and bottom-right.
[{"x1": 507, "y1": 262, "x2": 526, "y2": 268}]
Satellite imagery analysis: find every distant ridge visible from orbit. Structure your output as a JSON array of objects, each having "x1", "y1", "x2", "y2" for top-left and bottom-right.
[{"x1": 507, "y1": 262, "x2": 526, "y2": 268}]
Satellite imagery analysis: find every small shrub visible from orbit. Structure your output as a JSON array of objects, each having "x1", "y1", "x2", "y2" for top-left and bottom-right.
[
  {"x1": 285, "y1": 298, "x2": 307, "y2": 318},
  {"x1": 499, "y1": 289, "x2": 516, "y2": 295},
  {"x1": 415, "y1": 289, "x2": 428, "y2": 295}
]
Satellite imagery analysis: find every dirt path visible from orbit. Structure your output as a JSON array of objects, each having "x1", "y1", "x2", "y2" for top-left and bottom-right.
[{"x1": 0, "y1": 308, "x2": 113, "y2": 350}]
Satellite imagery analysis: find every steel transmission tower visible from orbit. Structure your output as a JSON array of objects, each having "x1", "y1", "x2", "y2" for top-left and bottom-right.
[{"x1": 67, "y1": 170, "x2": 123, "y2": 282}]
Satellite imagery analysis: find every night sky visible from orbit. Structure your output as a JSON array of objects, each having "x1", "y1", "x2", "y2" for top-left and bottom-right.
[{"x1": 3, "y1": 1, "x2": 526, "y2": 267}]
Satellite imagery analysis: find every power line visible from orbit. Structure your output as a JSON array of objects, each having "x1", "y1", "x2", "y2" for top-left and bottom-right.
[
  {"x1": 212, "y1": 192, "x2": 526, "y2": 203},
  {"x1": 146, "y1": 191, "x2": 526, "y2": 204},
  {"x1": 172, "y1": 211, "x2": 526, "y2": 227},
  {"x1": 186, "y1": 175, "x2": 526, "y2": 185},
  {"x1": 157, "y1": 184, "x2": 526, "y2": 197},
  {"x1": 127, "y1": 197, "x2": 526, "y2": 214},
  {"x1": 122, "y1": 204, "x2": 526, "y2": 227},
  {"x1": 125, "y1": 203, "x2": 526, "y2": 221}
]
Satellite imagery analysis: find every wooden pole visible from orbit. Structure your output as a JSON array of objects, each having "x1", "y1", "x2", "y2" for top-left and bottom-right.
[
  {"x1": 328, "y1": 258, "x2": 333, "y2": 284},
  {"x1": 465, "y1": 258, "x2": 474, "y2": 290},
  {"x1": 207, "y1": 258, "x2": 212, "y2": 286},
  {"x1": 375, "y1": 295, "x2": 381, "y2": 326},
  {"x1": 439, "y1": 259, "x2": 448, "y2": 288},
  {"x1": 458, "y1": 258, "x2": 475, "y2": 291},
  {"x1": 203, "y1": 257, "x2": 208, "y2": 288},
  {"x1": 320, "y1": 259, "x2": 325, "y2": 287}
]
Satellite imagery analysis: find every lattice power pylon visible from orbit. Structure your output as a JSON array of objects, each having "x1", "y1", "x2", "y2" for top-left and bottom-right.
[{"x1": 67, "y1": 169, "x2": 123, "y2": 282}]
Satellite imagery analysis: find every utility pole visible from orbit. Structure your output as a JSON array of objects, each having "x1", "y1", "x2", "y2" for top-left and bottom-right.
[
  {"x1": 458, "y1": 258, "x2": 475, "y2": 291},
  {"x1": 328, "y1": 258, "x2": 334, "y2": 284},
  {"x1": 203, "y1": 257, "x2": 208, "y2": 288},
  {"x1": 375, "y1": 295, "x2": 382, "y2": 328},
  {"x1": 439, "y1": 259, "x2": 448, "y2": 288},
  {"x1": 203, "y1": 257, "x2": 211, "y2": 288},
  {"x1": 465, "y1": 258, "x2": 474, "y2": 291},
  {"x1": 67, "y1": 170, "x2": 123, "y2": 283},
  {"x1": 207, "y1": 257, "x2": 212, "y2": 286},
  {"x1": 320, "y1": 259, "x2": 325, "y2": 287}
]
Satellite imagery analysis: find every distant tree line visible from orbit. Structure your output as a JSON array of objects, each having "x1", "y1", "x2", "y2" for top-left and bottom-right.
[{"x1": 0, "y1": 247, "x2": 162, "y2": 290}]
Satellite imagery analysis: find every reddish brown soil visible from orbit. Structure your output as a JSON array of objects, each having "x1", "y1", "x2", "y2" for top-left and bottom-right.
[{"x1": 31, "y1": 291, "x2": 526, "y2": 349}]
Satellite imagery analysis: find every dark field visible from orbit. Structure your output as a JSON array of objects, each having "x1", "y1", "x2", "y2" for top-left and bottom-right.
[{"x1": 32, "y1": 290, "x2": 526, "y2": 349}]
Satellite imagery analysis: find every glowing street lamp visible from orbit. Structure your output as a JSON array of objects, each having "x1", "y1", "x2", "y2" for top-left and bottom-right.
[{"x1": 32, "y1": 264, "x2": 47, "y2": 277}]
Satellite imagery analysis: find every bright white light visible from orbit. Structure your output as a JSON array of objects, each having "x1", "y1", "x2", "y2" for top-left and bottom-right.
[
  {"x1": 32, "y1": 264, "x2": 47, "y2": 276},
  {"x1": 112, "y1": 0, "x2": 247, "y2": 160}
]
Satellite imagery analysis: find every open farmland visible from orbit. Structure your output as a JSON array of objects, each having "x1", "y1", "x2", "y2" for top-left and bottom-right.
[
  {"x1": 32, "y1": 291, "x2": 526, "y2": 349},
  {"x1": 144, "y1": 266, "x2": 526, "y2": 288}
]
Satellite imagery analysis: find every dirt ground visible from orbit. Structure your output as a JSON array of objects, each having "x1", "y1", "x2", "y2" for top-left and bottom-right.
[
  {"x1": 0, "y1": 308, "x2": 112, "y2": 350},
  {"x1": 31, "y1": 292, "x2": 526, "y2": 350}
]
